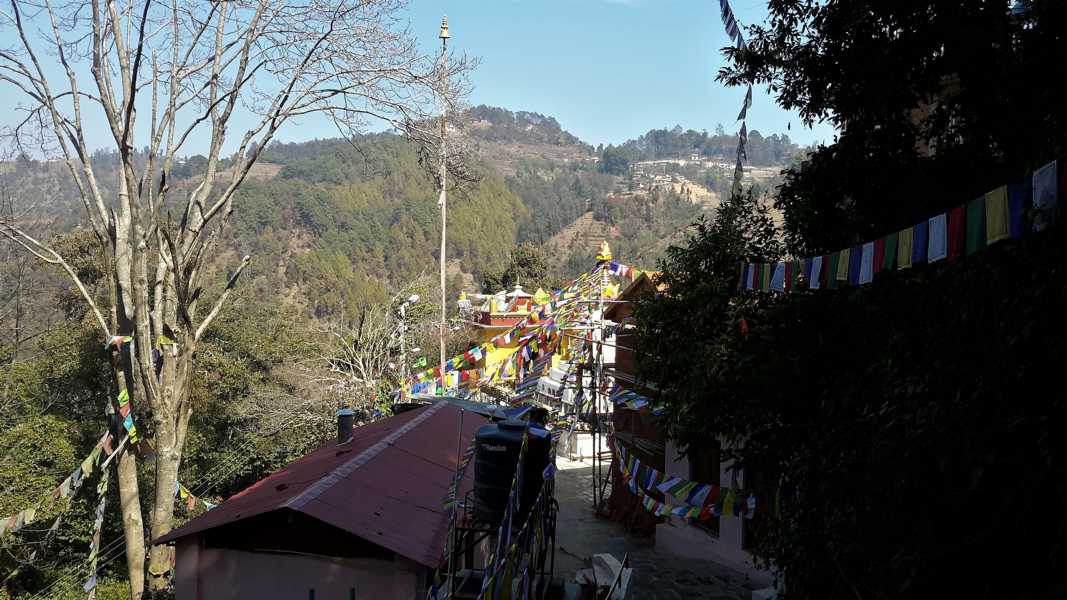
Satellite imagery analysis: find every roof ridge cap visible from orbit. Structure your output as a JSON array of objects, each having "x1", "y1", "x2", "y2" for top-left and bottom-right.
[{"x1": 284, "y1": 400, "x2": 447, "y2": 512}]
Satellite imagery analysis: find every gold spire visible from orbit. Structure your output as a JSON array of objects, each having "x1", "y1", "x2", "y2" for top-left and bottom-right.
[{"x1": 596, "y1": 240, "x2": 613, "y2": 262}]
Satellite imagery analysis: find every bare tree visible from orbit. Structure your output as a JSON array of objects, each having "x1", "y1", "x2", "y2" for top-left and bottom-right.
[
  {"x1": 0, "y1": 0, "x2": 470, "y2": 595},
  {"x1": 316, "y1": 303, "x2": 401, "y2": 413},
  {"x1": 314, "y1": 276, "x2": 439, "y2": 413}
]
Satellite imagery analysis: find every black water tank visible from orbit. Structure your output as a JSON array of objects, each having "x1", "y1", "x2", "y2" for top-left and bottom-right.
[
  {"x1": 336, "y1": 408, "x2": 355, "y2": 444},
  {"x1": 472, "y1": 419, "x2": 551, "y2": 527}
]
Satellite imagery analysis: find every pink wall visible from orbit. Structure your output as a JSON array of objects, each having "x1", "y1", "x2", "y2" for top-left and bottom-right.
[
  {"x1": 176, "y1": 538, "x2": 425, "y2": 600},
  {"x1": 655, "y1": 439, "x2": 763, "y2": 578}
]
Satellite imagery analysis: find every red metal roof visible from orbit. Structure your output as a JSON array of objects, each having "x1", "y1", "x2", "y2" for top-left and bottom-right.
[{"x1": 156, "y1": 401, "x2": 486, "y2": 568}]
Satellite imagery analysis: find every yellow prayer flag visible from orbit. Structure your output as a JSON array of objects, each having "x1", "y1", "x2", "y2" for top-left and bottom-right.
[
  {"x1": 836, "y1": 248, "x2": 850, "y2": 281},
  {"x1": 721, "y1": 488, "x2": 736, "y2": 516},
  {"x1": 897, "y1": 227, "x2": 914, "y2": 269},
  {"x1": 986, "y1": 186, "x2": 1009, "y2": 244}
]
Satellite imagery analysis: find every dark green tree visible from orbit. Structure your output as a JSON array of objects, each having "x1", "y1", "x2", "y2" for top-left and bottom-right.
[
  {"x1": 481, "y1": 242, "x2": 557, "y2": 293},
  {"x1": 634, "y1": 2, "x2": 1067, "y2": 598},
  {"x1": 720, "y1": 0, "x2": 1067, "y2": 255},
  {"x1": 598, "y1": 145, "x2": 632, "y2": 176}
]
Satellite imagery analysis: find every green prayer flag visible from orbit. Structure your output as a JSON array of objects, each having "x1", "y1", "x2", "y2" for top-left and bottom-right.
[
  {"x1": 966, "y1": 196, "x2": 986, "y2": 255},
  {"x1": 882, "y1": 232, "x2": 898, "y2": 270},
  {"x1": 412, "y1": 356, "x2": 428, "y2": 369},
  {"x1": 501, "y1": 560, "x2": 513, "y2": 600},
  {"x1": 825, "y1": 253, "x2": 840, "y2": 289},
  {"x1": 714, "y1": 486, "x2": 727, "y2": 514}
]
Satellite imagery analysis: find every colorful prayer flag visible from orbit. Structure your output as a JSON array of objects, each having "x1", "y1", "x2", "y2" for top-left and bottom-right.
[
  {"x1": 897, "y1": 227, "x2": 914, "y2": 269},
  {"x1": 928, "y1": 213, "x2": 948, "y2": 262},
  {"x1": 836, "y1": 248, "x2": 850, "y2": 282},
  {"x1": 859, "y1": 242, "x2": 874, "y2": 284},
  {"x1": 770, "y1": 262, "x2": 785, "y2": 292},
  {"x1": 986, "y1": 186, "x2": 1009, "y2": 244},
  {"x1": 721, "y1": 488, "x2": 736, "y2": 516},
  {"x1": 847, "y1": 245, "x2": 862, "y2": 285},
  {"x1": 872, "y1": 238, "x2": 886, "y2": 276},
  {"x1": 1008, "y1": 180, "x2": 1029, "y2": 238},
  {"x1": 965, "y1": 196, "x2": 986, "y2": 255},
  {"x1": 1033, "y1": 159, "x2": 1058, "y2": 232},
  {"x1": 825, "y1": 253, "x2": 840, "y2": 289},
  {"x1": 912, "y1": 221, "x2": 928, "y2": 264},
  {"x1": 948, "y1": 205, "x2": 966, "y2": 262},
  {"x1": 882, "y1": 232, "x2": 898, "y2": 271}
]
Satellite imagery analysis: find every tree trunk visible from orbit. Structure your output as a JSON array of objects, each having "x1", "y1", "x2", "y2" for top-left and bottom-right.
[
  {"x1": 147, "y1": 415, "x2": 181, "y2": 591},
  {"x1": 111, "y1": 259, "x2": 148, "y2": 598},
  {"x1": 116, "y1": 446, "x2": 146, "y2": 599}
]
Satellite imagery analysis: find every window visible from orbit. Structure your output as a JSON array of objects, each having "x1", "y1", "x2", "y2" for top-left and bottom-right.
[{"x1": 688, "y1": 442, "x2": 721, "y2": 536}]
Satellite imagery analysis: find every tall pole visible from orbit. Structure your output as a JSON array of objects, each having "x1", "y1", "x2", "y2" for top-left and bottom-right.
[
  {"x1": 438, "y1": 16, "x2": 450, "y2": 371},
  {"x1": 399, "y1": 304, "x2": 407, "y2": 383}
]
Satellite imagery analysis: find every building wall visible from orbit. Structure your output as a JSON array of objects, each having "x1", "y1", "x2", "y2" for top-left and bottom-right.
[
  {"x1": 655, "y1": 439, "x2": 762, "y2": 578},
  {"x1": 176, "y1": 538, "x2": 425, "y2": 600}
]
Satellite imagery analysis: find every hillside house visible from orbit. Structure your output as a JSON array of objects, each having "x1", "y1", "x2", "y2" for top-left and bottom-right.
[{"x1": 155, "y1": 402, "x2": 484, "y2": 600}]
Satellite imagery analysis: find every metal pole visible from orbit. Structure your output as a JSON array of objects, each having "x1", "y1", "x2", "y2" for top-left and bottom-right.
[
  {"x1": 438, "y1": 17, "x2": 450, "y2": 371},
  {"x1": 594, "y1": 266, "x2": 608, "y2": 512}
]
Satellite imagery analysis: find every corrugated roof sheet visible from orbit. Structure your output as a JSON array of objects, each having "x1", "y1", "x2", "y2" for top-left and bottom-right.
[{"x1": 156, "y1": 401, "x2": 486, "y2": 568}]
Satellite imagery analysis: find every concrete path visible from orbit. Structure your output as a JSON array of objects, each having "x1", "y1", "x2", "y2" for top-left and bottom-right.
[{"x1": 553, "y1": 456, "x2": 772, "y2": 600}]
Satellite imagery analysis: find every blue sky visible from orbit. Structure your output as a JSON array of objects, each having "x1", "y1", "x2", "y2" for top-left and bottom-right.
[
  {"x1": 404, "y1": 0, "x2": 836, "y2": 147},
  {"x1": 0, "y1": 0, "x2": 836, "y2": 155}
]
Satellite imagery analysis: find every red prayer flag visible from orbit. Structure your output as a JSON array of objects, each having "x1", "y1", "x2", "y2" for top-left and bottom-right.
[
  {"x1": 783, "y1": 262, "x2": 793, "y2": 292},
  {"x1": 873, "y1": 238, "x2": 886, "y2": 275},
  {"x1": 948, "y1": 205, "x2": 966, "y2": 262},
  {"x1": 820, "y1": 254, "x2": 831, "y2": 288},
  {"x1": 699, "y1": 487, "x2": 721, "y2": 521}
]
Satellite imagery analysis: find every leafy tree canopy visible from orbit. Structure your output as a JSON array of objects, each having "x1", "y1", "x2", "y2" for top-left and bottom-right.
[
  {"x1": 481, "y1": 242, "x2": 558, "y2": 293},
  {"x1": 721, "y1": 0, "x2": 1067, "y2": 255}
]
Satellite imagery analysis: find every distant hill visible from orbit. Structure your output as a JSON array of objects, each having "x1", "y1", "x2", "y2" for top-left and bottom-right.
[
  {"x1": 613, "y1": 125, "x2": 800, "y2": 167},
  {"x1": 467, "y1": 105, "x2": 589, "y2": 148},
  {"x1": 0, "y1": 106, "x2": 796, "y2": 324}
]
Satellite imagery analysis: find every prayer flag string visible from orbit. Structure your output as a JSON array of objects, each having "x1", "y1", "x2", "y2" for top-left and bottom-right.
[{"x1": 740, "y1": 160, "x2": 1061, "y2": 293}]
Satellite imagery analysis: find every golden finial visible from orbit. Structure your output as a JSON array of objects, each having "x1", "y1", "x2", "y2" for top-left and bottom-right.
[{"x1": 596, "y1": 241, "x2": 613, "y2": 262}]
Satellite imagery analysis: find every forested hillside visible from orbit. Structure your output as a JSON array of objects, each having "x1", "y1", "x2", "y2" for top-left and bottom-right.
[
  {"x1": 0, "y1": 106, "x2": 795, "y2": 596},
  {"x1": 3, "y1": 108, "x2": 799, "y2": 327},
  {"x1": 227, "y1": 134, "x2": 527, "y2": 316}
]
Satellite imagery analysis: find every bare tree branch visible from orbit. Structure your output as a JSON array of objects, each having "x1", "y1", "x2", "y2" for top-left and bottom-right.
[
  {"x1": 194, "y1": 254, "x2": 249, "y2": 342},
  {"x1": 0, "y1": 220, "x2": 111, "y2": 336}
]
